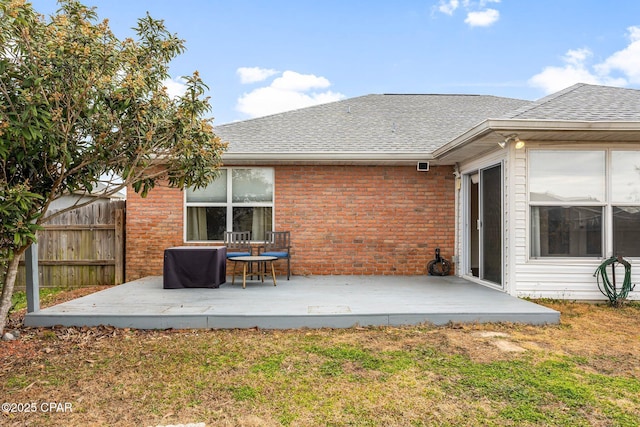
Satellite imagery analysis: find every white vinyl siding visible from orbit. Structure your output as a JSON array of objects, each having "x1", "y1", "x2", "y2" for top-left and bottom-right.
[
  {"x1": 513, "y1": 144, "x2": 640, "y2": 300},
  {"x1": 456, "y1": 143, "x2": 639, "y2": 300}
]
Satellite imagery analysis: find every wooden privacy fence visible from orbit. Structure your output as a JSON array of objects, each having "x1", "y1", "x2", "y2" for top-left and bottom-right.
[{"x1": 13, "y1": 200, "x2": 125, "y2": 289}]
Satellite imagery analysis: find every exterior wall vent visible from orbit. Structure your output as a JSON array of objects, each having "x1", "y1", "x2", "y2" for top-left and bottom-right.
[{"x1": 417, "y1": 162, "x2": 430, "y2": 171}]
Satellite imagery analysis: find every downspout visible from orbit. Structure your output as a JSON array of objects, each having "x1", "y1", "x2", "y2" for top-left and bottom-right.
[{"x1": 453, "y1": 164, "x2": 461, "y2": 276}]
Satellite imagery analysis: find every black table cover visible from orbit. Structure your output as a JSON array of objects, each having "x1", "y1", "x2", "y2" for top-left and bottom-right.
[{"x1": 163, "y1": 246, "x2": 227, "y2": 289}]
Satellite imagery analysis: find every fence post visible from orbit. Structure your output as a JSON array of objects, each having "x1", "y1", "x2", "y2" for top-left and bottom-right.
[
  {"x1": 114, "y1": 208, "x2": 124, "y2": 285},
  {"x1": 25, "y1": 243, "x2": 40, "y2": 313}
]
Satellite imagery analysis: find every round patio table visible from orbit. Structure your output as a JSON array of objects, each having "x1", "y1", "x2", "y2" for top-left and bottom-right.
[{"x1": 230, "y1": 256, "x2": 278, "y2": 289}]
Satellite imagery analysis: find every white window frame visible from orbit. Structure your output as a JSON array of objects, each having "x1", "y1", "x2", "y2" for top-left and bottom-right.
[
  {"x1": 528, "y1": 148, "x2": 640, "y2": 260},
  {"x1": 609, "y1": 150, "x2": 640, "y2": 258},
  {"x1": 184, "y1": 167, "x2": 275, "y2": 242}
]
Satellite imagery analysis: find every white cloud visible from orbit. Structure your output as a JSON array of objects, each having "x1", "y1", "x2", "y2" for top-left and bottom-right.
[
  {"x1": 464, "y1": 8, "x2": 499, "y2": 27},
  {"x1": 595, "y1": 26, "x2": 640, "y2": 84},
  {"x1": 529, "y1": 28, "x2": 640, "y2": 94},
  {"x1": 564, "y1": 47, "x2": 592, "y2": 66},
  {"x1": 435, "y1": 0, "x2": 500, "y2": 27},
  {"x1": 438, "y1": 0, "x2": 459, "y2": 15},
  {"x1": 162, "y1": 76, "x2": 188, "y2": 99},
  {"x1": 237, "y1": 66, "x2": 279, "y2": 84},
  {"x1": 236, "y1": 70, "x2": 345, "y2": 118},
  {"x1": 528, "y1": 50, "x2": 602, "y2": 94},
  {"x1": 271, "y1": 71, "x2": 331, "y2": 91}
]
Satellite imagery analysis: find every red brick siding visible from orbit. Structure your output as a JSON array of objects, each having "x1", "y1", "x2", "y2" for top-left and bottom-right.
[
  {"x1": 275, "y1": 165, "x2": 455, "y2": 275},
  {"x1": 125, "y1": 165, "x2": 456, "y2": 280},
  {"x1": 125, "y1": 183, "x2": 184, "y2": 281}
]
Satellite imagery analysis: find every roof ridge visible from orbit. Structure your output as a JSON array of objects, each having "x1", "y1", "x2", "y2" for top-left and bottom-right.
[
  {"x1": 216, "y1": 93, "x2": 529, "y2": 127},
  {"x1": 503, "y1": 83, "x2": 587, "y2": 119},
  {"x1": 382, "y1": 93, "x2": 481, "y2": 96}
]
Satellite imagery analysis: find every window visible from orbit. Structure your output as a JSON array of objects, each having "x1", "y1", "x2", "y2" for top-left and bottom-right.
[
  {"x1": 613, "y1": 207, "x2": 640, "y2": 256},
  {"x1": 530, "y1": 206, "x2": 602, "y2": 257},
  {"x1": 529, "y1": 150, "x2": 640, "y2": 258},
  {"x1": 530, "y1": 151, "x2": 604, "y2": 258},
  {"x1": 185, "y1": 168, "x2": 274, "y2": 241},
  {"x1": 611, "y1": 151, "x2": 640, "y2": 257}
]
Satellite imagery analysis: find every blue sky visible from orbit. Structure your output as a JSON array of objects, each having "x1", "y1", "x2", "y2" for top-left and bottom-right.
[{"x1": 30, "y1": 0, "x2": 640, "y2": 125}]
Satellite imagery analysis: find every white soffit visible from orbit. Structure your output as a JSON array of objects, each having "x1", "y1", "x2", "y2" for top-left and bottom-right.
[{"x1": 433, "y1": 119, "x2": 640, "y2": 162}]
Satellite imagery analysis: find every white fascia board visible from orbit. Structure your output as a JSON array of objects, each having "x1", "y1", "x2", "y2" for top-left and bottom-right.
[
  {"x1": 222, "y1": 152, "x2": 434, "y2": 165},
  {"x1": 433, "y1": 119, "x2": 640, "y2": 159},
  {"x1": 432, "y1": 120, "x2": 494, "y2": 158}
]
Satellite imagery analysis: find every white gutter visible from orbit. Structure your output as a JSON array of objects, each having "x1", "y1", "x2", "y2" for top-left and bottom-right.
[
  {"x1": 222, "y1": 151, "x2": 435, "y2": 165},
  {"x1": 433, "y1": 119, "x2": 640, "y2": 159}
]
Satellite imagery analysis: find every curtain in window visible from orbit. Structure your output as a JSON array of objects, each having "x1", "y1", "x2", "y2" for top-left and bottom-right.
[
  {"x1": 531, "y1": 207, "x2": 540, "y2": 257},
  {"x1": 252, "y1": 208, "x2": 267, "y2": 242},
  {"x1": 233, "y1": 207, "x2": 272, "y2": 241},
  {"x1": 186, "y1": 207, "x2": 208, "y2": 241}
]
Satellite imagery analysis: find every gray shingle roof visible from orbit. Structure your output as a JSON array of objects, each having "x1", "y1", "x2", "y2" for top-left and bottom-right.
[
  {"x1": 215, "y1": 84, "x2": 640, "y2": 158},
  {"x1": 215, "y1": 94, "x2": 529, "y2": 154},
  {"x1": 502, "y1": 83, "x2": 640, "y2": 121}
]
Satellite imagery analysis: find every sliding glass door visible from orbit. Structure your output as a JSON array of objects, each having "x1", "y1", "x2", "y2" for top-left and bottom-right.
[{"x1": 467, "y1": 164, "x2": 503, "y2": 286}]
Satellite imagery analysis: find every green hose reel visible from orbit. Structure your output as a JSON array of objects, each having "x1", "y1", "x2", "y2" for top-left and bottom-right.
[{"x1": 594, "y1": 256, "x2": 635, "y2": 306}]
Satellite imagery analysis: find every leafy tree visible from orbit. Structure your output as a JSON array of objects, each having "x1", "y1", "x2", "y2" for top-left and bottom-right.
[{"x1": 0, "y1": 0, "x2": 227, "y2": 334}]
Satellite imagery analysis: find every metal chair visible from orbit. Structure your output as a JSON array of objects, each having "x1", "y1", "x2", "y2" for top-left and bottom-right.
[
  {"x1": 224, "y1": 231, "x2": 252, "y2": 258},
  {"x1": 259, "y1": 231, "x2": 291, "y2": 280}
]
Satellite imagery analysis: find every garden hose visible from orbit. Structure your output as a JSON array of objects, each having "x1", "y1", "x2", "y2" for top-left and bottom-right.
[
  {"x1": 427, "y1": 248, "x2": 451, "y2": 276},
  {"x1": 593, "y1": 256, "x2": 635, "y2": 305}
]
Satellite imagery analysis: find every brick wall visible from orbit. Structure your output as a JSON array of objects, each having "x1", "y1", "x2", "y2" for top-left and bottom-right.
[
  {"x1": 125, "y1": 182, "x2": 184, "y2": 281},
  {"x1": 275, "y1": 165, "x2": 455, "y2": 275},
  {"x1": 125, "y1": 164, "x2": 456, "y2": 280}
]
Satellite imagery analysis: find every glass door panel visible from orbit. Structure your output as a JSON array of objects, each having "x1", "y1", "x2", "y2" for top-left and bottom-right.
[{"x1": 480, "y1": 165, "x2": 502, "y2": 285}]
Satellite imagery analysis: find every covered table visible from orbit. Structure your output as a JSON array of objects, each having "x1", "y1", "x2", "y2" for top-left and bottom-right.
[{"x1": 163, "y1": 246, "x2": 227, "y2": 289}]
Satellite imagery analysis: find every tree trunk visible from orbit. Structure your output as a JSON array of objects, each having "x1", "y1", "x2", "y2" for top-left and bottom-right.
[{"x1": 0, "y1": 246, "x2": 28, "y2": 335}]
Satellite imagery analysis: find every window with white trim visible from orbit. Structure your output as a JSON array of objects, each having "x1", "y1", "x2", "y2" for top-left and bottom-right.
[
  {"x1": 529, "y1": 150, "x2": 640, "y2": 258},
  {"x1": 185, "y1": 168, "x2": 274, "y2": 241},
  {"x1": 611, "y1": 151, "x2": 640, "y2": 257}
]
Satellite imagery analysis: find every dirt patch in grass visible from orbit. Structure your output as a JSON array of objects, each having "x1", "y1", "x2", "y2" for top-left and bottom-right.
[{"x1": 1, "y1": 289, "x2": 639, "y2": 426}]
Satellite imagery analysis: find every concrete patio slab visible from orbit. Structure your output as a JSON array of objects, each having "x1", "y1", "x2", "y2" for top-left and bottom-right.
[{"x1": 24, "y1": 275, "x2": 560, "y2": 329}]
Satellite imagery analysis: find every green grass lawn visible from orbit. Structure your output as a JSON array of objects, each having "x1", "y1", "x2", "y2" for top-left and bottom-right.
[
  {"x1": 10, "y1": 287, "x2": 68, "y2": 312},
  {"x1": 2, "y1": 289, "x2": 639, "y2": 426}
]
